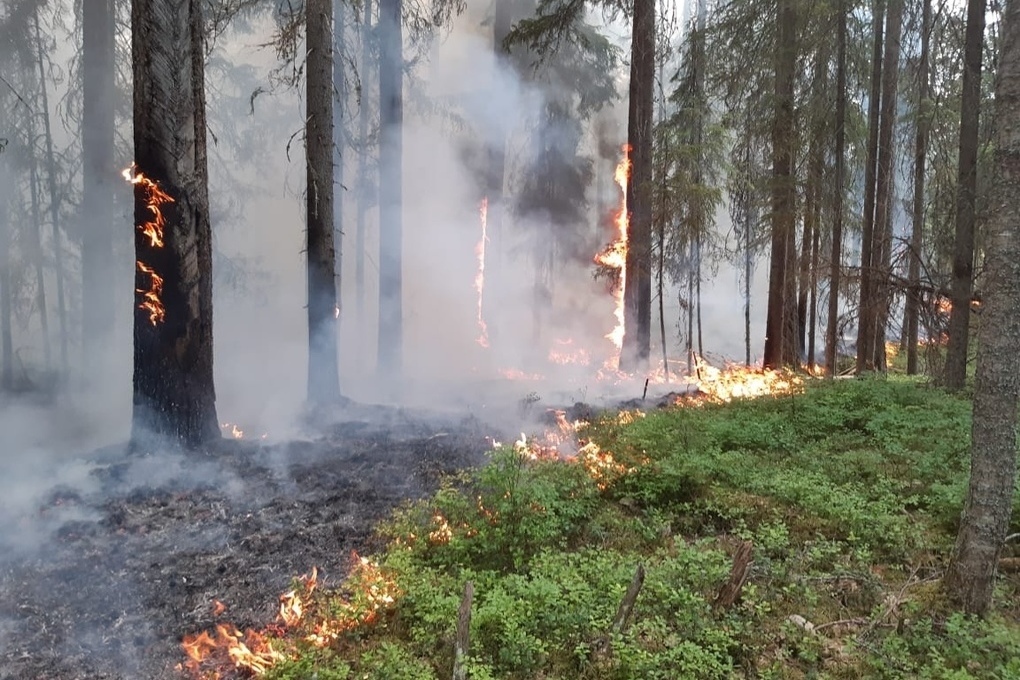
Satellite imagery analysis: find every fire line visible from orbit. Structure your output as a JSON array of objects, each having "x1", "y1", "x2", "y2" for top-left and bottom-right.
[{"x1": 123, "y1": 163, "x2": 173, "y2": 326}]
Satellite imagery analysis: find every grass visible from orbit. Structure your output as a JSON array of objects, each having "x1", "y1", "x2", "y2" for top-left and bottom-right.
[{"x1": 217, "y1": 377, "x2": 1020, "y2": 679}]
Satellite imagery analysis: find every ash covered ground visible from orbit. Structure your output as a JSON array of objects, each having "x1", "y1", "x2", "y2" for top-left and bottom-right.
[{"x1": 0, "y1": 399, "x2": 504, "y2": 680}]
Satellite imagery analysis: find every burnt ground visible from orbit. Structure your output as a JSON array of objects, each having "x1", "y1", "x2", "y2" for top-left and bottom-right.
[{"x1": 0, "y1": 402, "x2": 500, "y2": 680}]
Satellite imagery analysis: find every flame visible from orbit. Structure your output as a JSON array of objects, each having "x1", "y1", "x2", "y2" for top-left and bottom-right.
[
  {"x1": 498, "y1": 367, "x2": 544, "y2": 381},
  {"x1": 594, "y1": 145, "x2": 631, "y2": 355},
  {"x1": 548, "y1": 338, "x2": 592, "y2": 366},
  {"x1": 124, "y1": 164, "x2": 173, "y2": 326},
  {"x1": 690, "y1": 355, "x2": 804, "y2": 403},
  {"x1": 220, "y1": 422, "x2": 244, "y2": 439},
  {"x1": 475, "y1": 197, "x2": 490, "y2": 348},
  {"x1": 428, "y1": 513, "x2": 453, "y2": 544},
  {"x1": 936, "y1": 296, "x2": 952, "y2": 315},
  {"x1": 180, "y1": 624, "x2": 286, "y2": 677},
  {"x1": 212, "y1": 600, "x2": 227, "y2": 617},
  {"x1": 278, "y1": 567, "x2": 318, "y2": 627}
]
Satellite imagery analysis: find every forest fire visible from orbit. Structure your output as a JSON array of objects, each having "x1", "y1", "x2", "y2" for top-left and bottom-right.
[
  {"x1": 548, "y1": 337, "x2": 591, "y2": 365},
  {"x1": 475, "y1": 197, "x2": 490, "y2": 348},
  {"x1": 123, "y1": 164, "x2": 173, "y2": 326},
  {"x1": 689, "y1": 355, "x2": 804, "y2": 403},
  {"x1": 594, "y1": 145, "x2": 631, "y2": 354}
]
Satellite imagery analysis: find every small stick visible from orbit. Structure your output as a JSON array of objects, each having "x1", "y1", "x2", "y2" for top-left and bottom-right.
[
  {"x1": 713, "y1": 541, "x2": 753, "y2": 610},
  {"x1": 642, "y1": 377, "x2": 650, "y2": 400},
  {"x1": 453, "y1": 581, "x2": 474, "y2": 680},
  {"x1": 594, "y1": 564, "x2": 645, "y2": 659}
]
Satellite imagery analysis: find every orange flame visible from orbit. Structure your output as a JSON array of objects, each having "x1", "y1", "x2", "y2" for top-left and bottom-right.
[
  {"x1": 690, "y1": 355, "x2": 804, "y2": 403},
  {"x1": 594, "y1": 145, "x2": 631, "y2": 355},
  {"x1": 548, "y1": 338, "x2": 592, "y2": 366},
  {"x1": 475, "y1": 197, "x2": 490, "y2": 348},
  {"x1": 124, "y1": 164, "x2": 173, "y2": 326}
]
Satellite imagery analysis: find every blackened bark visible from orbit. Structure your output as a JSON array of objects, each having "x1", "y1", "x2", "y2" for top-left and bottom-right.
[
  {"x1": 131, "y1": 0, "x2": 218, "y2": 448},
  {"x1": 871, "y1": 0, "x2": 904, "y2": 371},
  {"x1": 307, "y1": 0, "x2": 342, "y2": 404},
  {"x1": 905, "y1": 0, "x2": 931, "y2": 375},
  {"x1": 825, "y1": 0, "x2": 848, "y2": 375},
  {"x1": 856, "y1": 0, "x2": 886, "y2": 373},
  {"x1": 621, "y1": 0, "x2": 654, "y2": 370},
  {"x1": 378, "y1": 0, "x2": 403, "y2": 377},
  {"x1": 764, "y1": 0, "x2": 796, "y2": 369},
  {"x1": 81, "y1": 0, "x2": 116, "y2": 384},
  {"x1": 944, "y1": 0, "x2": 1020, "y2": 614},
  {"x1": 944, "y1": 0, "x2": 988, "y2": 390}
]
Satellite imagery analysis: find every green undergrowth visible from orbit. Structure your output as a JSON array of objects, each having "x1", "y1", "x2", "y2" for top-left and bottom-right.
[{"x1": 264, "y1": 378, "x2": 1020, "y2": 680}]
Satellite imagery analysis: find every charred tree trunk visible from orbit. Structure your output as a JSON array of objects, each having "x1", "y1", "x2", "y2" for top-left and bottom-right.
[
  {"x1": 856, "y1": 0, "x2": 886, "y2": 373},
  {"x1": 944, "y1": 0, "x2": 1020, "y2": 614},
  {"x1": 764, "y1": 0, "x2": 796, "y2": 369},
  {"x1": 377, "y1": 0, "x2": 403, "y2": 378},
  {"x1": 306, "y1": 0, "x2": 342, "y2": 404},
  {"x1": 621, "y1": 0, "x2": 654, "y2": 371},
  {"x1": 355, "y1": 0, "x2": 372, "y2": 354},
  {"x1": 871, "y1": 0, "x2": 904, "y2": 372},
  {"x1": 825, "y1": 0, "x2": 848, "y2": 375},
  {"x1": 130, "y1": 0, "x2": 218, "y2": 448},
  {"x1": 81, "y1": 0, "x2": 116, "y2": 385},
  {"x1": 905, "y1": 0, "x2": 931, "y2": 375},
  {"x1": 944, "y1": 0, "x2": 988, "y2": 390}
]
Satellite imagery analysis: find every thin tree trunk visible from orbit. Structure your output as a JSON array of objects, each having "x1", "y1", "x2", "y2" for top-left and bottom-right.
[
  {"x1": 306, "y1": 0, "x2": 342, "y2": 404},
  {"x1": 130, "y1": 0, "x2": 219, "y2": 448},
  {"x1": 856, "y1": 0, "x2": 886, "y2": 373},
  {"x1": 905, "y1": 0, "x2": 932, "y2": 375},
  {"x1": 621, "y1": 0, "x2": 655, "y2": 370},
  {"x1": 808, "y1": 214, "x2": 820, "y2": 366},
  {"x1": 799, "y1": 176, "x2": 814, "y2": 360},
  {"x1": 745, "y1": 212, "x2": 752, "y2": 367},
  {"x1": 377, "y1": 0, "x2": 403, "y2": 378},
  {"x1": 26, "y1": 105, "x2": 51, "y2": 371},
  {"x1": 695, "y1": 237, "x2": 703, "y2": 357},
  {"x1": 944, "y1": 0, "x2": 988, "y2": 390},
  {"x1": 764, "y1": 0, "x2": 796, "y2": 369},
  {"x1": 826, "y1": 0, "x2": 848, "y2": 375},
  {"x1": 0, "y1": 214, "x2": 11, "y2": 391},
  {"x1": 871, "y1": 0, "x2": 904, "y2": 372},
  {"x1": 355, "y1": 0, "x2": 372, "y2": 358},
  {"x1": 34, "y1": 10, "x2": 69, "y2": 374},
  {"x1": 782, "y1": 210, "x2": 800, "y2": 366},
  {"x1": 944, "y1": 0, "x2": 1020, "y2": 614}
]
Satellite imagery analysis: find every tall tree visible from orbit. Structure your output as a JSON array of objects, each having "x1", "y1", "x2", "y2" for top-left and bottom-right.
[
  {"x1": 354, "y1": 0, "x2": 373, "y2": 344},
  {"x1": 944, "y1": 0, "x2": 988, "y2": 390},
  {"x1": 825, "y1": 0, "x2": 848, "y2": 375},
  {"x1": 130, "y1": 0, "x2": 218, "y2": 447},
  {"x1": 763, "y1": 0, "x2": 796, "y2": 369},
  {"x1": 904, "y1": 0, "x2": 932, "y2": 375},
  {"x1": 306, "y1": 0, "x2": 342, "y2": 404},
  {"x1": 377, "y1": 0, "x2": 403, "y2": 378},
  {"x1": 81, "y1": 0, "x2": 116, "y2": 384},
  {"x1": 944, "y1": 0, "x2": 1020, "y2": 614},
  {"x1": 621, "y1": 0, "x2": 655, "y2": 370}
]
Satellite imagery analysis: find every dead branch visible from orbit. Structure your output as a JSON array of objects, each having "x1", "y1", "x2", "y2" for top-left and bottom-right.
[
  {"x1": 713, "y1": 540, "x2": 753, "y2": 609},
  {"x1": 592, "y1": 564, "x2": 646, "y2": 660}
]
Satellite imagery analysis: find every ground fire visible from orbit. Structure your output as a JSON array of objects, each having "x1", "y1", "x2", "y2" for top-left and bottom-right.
[{"x1": 123, "y1": 163, "x2": 172, "y2": 326}]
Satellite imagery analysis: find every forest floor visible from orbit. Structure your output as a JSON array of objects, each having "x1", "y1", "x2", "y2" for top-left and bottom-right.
[{"x1": 0, "y1": 401, "x2": 505, "y2": 680}]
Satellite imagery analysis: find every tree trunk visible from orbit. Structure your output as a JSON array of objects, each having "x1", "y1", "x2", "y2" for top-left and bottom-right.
[
  {"x1": 944, "y1": 0, "x2": 1020, "y2": 614},
  {"x1": 130, "y1": 0, "x2": 219, "y2": 448},
  {"x1": 764, "y1": 0, "x2": 796, "y2": 369},
  {"x1": 808, "y1": 214, "x2": 820, "y2": 366},
  {"x1": 377, "y1": 0, "x2": 403, "y2": 378},
  {"x1": 621, "y1": 0, "x2": 655, "y2": 371},
  {"x1": 0, "y1": 212, "x2": 11, "y2": 391},
  {"x1": 944, "y1": 0, "x2": 988, "y2": 390},
  {"x1": 782, "y1": 210, "x2": 799, "y2": 367},
  {"x1": 355, "y1": 0, "x2": 372, "y2": 357},
  {"x1": 306, "y1": 0, "x2": 342, "y2": 404},
  {"x1": 855, "y1": 0, "x2": 886, "y2": 373},
  {"x1": 26, "y1": 97, "x2": 51, "y2": 371},
  {"x1": 825, "y1": 0, "x2": 848, "y2": 375},
  {"x1": 81, "y1": 0, "x2": 117, "y2": 385},
  {"x1": 870, "y1": 0, "x2": 904, "y2": 372},
  {"x1": 905, "y1": 0, "x2": 931, "y2": 375}
]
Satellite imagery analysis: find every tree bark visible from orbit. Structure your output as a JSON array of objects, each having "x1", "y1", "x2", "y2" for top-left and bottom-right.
[
  {"x1": 621, "y1": 0, "x2": 655, "y2": 371},
  {"x1": 26, "y1": 86, "x2": 51, "y2": 371},
  {"x1": 825, "y1": 0, "x2": 848, "y2": 376},
  {"x1": 764, "y1": 0, "x2": 796, "y2": 369},
  {"x1": 904, "y1": 0, "x2": 931, "y2": 376},
  {"x1": 855, "y1": 0, "x2": 886, "y2": 373},
  {"x1": 306, "y1": 0, "x2": 342, "y2": 404},
  {"x1": 944, "y1": 0, "x2": 988, "y2": 390},
  {"x1": 355, "y1": 0, "x2": 372, "y2": 356},
  {"x1": 870, "y1": 0, "x2": 904, "y2": 372},
  {"x1": 0, "y1": 212, "x2": 11, "y2": 391},
  {"x1": 130, "y1": 0, "x2": 219, "y2": 448},
  {"x1": 944, "y1": 0, "x2": 1020, "y2": 614},
  {"x1": 81, "y1": 0, "x2": 116, "y2": 385},
  {"x1": 377, "y1": 0, "x2": 403, "y2": 378}
]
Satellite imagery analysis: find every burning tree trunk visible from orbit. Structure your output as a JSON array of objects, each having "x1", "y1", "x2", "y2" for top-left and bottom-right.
[
  {"x1": 81, "y1": 0, "x2": 116, "y2": 385},
  {"x1": 130, "y1": 0, "x2": 218, "y2": 447},
  {"x1": 378, "y1": 0, "x2": 403, "y2": 377},
  {"x1": 306, "y1": 0, "x2": 342, "y2": 404},
  {"x1": 621, "y1": 0, "x2": 654, "y2": 371},
  {"x1": 764, "y1": 0, "x2": 796, "y2": 369},
  {"x1": 944, "y1": 0, "x2": 1020, "y2": 613},
  {"x1": 944, "y1": 0, "x2": 988, "y2": 390}
]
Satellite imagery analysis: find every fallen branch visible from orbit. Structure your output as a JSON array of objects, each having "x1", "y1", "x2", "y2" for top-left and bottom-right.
[
  {"x1": 593, "y1": 564, "x2": 645, "y2": 659},
  {"x1": 452, "y1": 581, "x2": 474, "y2": 680},
  {"x1": 713, "y1": 541, "x2": 753, "y2": 610}
]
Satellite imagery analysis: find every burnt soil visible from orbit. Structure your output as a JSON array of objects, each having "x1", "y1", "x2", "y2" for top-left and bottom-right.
[{"x1": 0, "y1": 403, "x2": 499, "y2": 680}]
